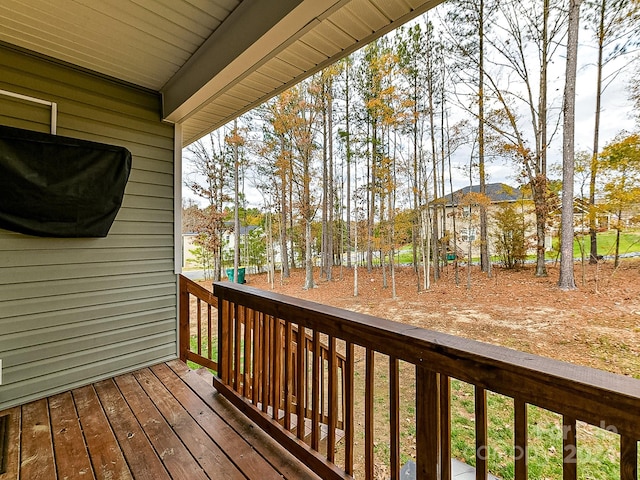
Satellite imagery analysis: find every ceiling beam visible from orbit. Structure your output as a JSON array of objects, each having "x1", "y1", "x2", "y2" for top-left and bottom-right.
[{"x1": 161, "y1": 0, "x2": 339, "y2": 124}]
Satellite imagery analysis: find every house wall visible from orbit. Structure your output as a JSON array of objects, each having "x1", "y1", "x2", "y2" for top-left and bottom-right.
[
  {"x1": 0, "y1": 46, "x2": 177, "y2": 409},
  {"x1": 183, "y1": 234, "x2": 199, "y2": 268},
  {"x1": 441, "y1": 201, "x2": 539, "y2": 259}
]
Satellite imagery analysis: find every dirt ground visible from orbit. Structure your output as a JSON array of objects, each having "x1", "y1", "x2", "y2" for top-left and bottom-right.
[{"x1": 209, "y1": 259, "x2": 640, "y2": 378}]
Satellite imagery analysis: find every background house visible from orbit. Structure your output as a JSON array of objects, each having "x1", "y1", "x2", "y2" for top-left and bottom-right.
[{"x1": 439, "y1": 183, "x2": 536, "y2": 259}]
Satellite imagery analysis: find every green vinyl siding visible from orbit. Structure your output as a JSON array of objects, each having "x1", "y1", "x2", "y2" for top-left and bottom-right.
[{"x1": 0, "y1": 45, "x2": 178, "y2": 409}]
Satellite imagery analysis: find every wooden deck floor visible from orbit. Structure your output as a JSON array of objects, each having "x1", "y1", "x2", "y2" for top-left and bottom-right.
[{"x1": 0, "y1": 360, "x2": 320, "y2": 480}]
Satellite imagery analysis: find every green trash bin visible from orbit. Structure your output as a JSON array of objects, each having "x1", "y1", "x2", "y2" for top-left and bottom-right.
[{"x1": 226, "y1": 267, "x2": 246, "y2": 283}]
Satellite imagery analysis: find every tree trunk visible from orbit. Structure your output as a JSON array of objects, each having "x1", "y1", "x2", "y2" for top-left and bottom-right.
[
  {"x1": 289, "y1": 183, "x2": 296, "y2": 270},
  {"x1": 304, "y1": 219, "x2": 315, "y2": 289},
  {"x1": 390, "y1": 143, "x2": 397, "y2": 299},
  {"x1": 424, "y1": 208, "x2": 431, "y2": 290},
  {"x1": 428, "y1": 62, "x2": 440, "y2": 282},
  {"x1": 321, "y1": 83, "x2": 328, "y2": 278},
  {"x1": 478, "y1": 0, "x2": 491, "y2": 276},
  {"x1": 345, "y1": 63, "x2": 352, "y2": 269},
  {"x1": 266, "y1": 210, "x2": 275, "y2": 288},
  {"x1": 233, "y1": 121, "x2": 241, "y2": 284},
  {"x1": 558, "y1": 0, "x2": 582, "y2": 290},
  {"x1": 534, "y1": 192, "x2": 548, "y2": 277},
  {"x1": 410, "y1": 51, "x2": 422, "y2": 285},
  {"x1": 367, "y1": 123, "x2": 376, "y2": 272},
  {"x1": 447, "y1": 120, "x2": 460, "y2": 287},
  {"x1": 353, "y1": 151, "x2": 359, "y2": 297},
  {"x1": 614, "y1": 210, "x2": 621, "y2": 268},
  {"x1": 589, "y1": 0, "x2": 607, "y2": 264},
  {"x1": 279, "y1": 138, "x2": 290, "y2": 278},
  {"x1": 279, "y1": 203, "x2": 290, "y2": 278},
  {"x1": 327, "y1": 84, "x2": 334, "y2": 281}
]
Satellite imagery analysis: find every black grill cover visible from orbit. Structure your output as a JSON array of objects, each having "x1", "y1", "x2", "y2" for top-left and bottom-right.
[{"x1": 0, "y1": 125, "x2": 131, "y2": 237}]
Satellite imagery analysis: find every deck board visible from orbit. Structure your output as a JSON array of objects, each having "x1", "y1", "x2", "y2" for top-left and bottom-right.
[
  {"x1": 49, "y1": 391, "x2": 95, "y2": 479},
  {"x1": 151, "y1": 363, "x2": 288, "y2": 480},
  {"x1": 113, "y1": 372, "x2": 210, "y2": 480},
  {"x1": 20, "y1": 399, "x2": 56, "y2": 480},
  {"x1": 132, "y1": 367, "x2": 244, "y2": 479},
  {"x1": 168, "y1": 360, "x2": 321, "y2": 480},
  {"x1": 0, "y1": 360, "x2": 320, "y2": 480},
  {"x1": 93, "y1": 377, "x2": 170, "y2": 480},
  {"x1": 73, "y1": 385, "x2": 133, "y2": 480}
]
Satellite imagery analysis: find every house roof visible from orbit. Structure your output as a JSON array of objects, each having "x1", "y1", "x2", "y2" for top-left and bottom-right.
[
  {"x1": 442, "y1": 183, "x2": 526, "y2": 206},
  {"x1": 0, "y1": 0, "x2": 443, "y2": 147}
]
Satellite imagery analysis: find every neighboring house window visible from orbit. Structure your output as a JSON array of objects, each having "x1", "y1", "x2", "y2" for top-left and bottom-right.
[
  {"x1": 462, "y1": 206, "x2": 472, "y2": 218},
  {"x1": 460, "y1": 227, "x2": 476, "y2": 242}
]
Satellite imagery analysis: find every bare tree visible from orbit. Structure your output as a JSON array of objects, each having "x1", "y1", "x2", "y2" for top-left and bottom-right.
[
  {"x1": 261, "y1": 99, "x2": 293, "y2": 278},
  {"x1": 184, "y1": 133, "x2": 232, "y2": 281},
  {"x1": 585, "y1": 0, "x2": 640, "y2": 263},
  {"x1": 481, "y1": 0, "x2": 566, "y2": 277},
  {"x1": 396, "y1": 23, "x2": 429, "y2": 285},
  {"x1": 559, "y1": 0, "x2": 583, "y2": 290},
  {"x1": 444, "y1": 0, "x2": 498, "y2": 278},
  {"x1": 287, "y1": 82, "x2": 322, "y2": 290},
  {"x1": 226, "y1": 119, "x2": 246, "y2": 284}
]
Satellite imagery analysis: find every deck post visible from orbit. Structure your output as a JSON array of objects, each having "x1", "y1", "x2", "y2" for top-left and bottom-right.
[{"x1": 178, "y1": 275, "x2": 189, "y2": 362}]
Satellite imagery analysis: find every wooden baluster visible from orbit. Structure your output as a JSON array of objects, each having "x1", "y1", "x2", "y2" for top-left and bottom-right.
[
  {"x1": 207, "y1": 304, "x2": 213, "y2": 364},
  {"x1": 219, "y1": 299, "x2": 230, "y2": 384},
  {"x1": 296, "y1": 325, "x2": 306, "y2": 441},
  {"x1": 327, "y1": 336, "x2": 337, "y2": 462},
  {"x1": 243, "y1": 307, "x2": 252, "y2": 398},
  {"x1": 196, "y1": 298, "x2": 202, "y2": 356},
  {"x1": 321, "y1": 346, "x2": 327, "y2": 426},
  {"x1": 305, "y1": 335, "x2": 313, "y2": 421},
  {"x1": 179, "y1": 278, "x2": 189, "y2": 362},
  {"x1": 268, "y1": 315, "x2": 275, "y2": 409},
  {"x1": 514, "y1": 399, "x2": 528, "y2": 480},
  {"x1": 234, "y1": 305, "x2": 243, "y2": 392},
  {"x1": 390, "y1": 356, "x2": 400, "y2": 480},
  {"x1": 262, "y1": 312, "x2": 269, "y2": 414},
  {"x1": 562, "y1": 415, "x2": 577, "y2": 480},
  {"x1": 365, "y1": 348, "x2": 375, "y2": 480},
  {"x1": 311, "y1": 330, "x2": 321, "y2": 451},
  {"x1": 476, "y1": 386, "x2": 488, "y2": 480},
  {"x1": 344, "y1": 342, "x2": 355, "y2": 475},
  {"x1": 620, "y1": 435, "x2": 638, "y2": 480},
  {"x1": 251, "y1": 309, "x2": 260, "y2": 406},
  {"x1": 273, "y1": 318, "x2": 283, "y2": 421},
  {"x1": 284, "y1": 322, "x2": 293, "y2": 431},
  {"x1": 232, "y1": 303, "x2": 238, "y2": 386},
  {"x1": 440, "y1": 375, "x2": 451, "y2": 480},
  {"x1": 416, "y1": 366, "x2": 440, "y2": 479}
]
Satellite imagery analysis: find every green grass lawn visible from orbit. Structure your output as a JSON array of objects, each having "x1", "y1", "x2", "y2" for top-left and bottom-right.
[
  {"x1": 187, "y1": 335, "x2": 218, "y2": 372},
  {"x1": 387, "y1": 230, "x2": 640, "y2": 265},
  {"x1": 449, "y1": 380, "x2": 623, "y2": 479},
  {"x1": 571, "y1": 229, "x2": 640, "y2": 258}
]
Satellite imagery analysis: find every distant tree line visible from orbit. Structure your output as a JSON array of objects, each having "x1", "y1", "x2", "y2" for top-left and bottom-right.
[{"x1": 183, "y1": 0, "x2": 640, "y2": 291}]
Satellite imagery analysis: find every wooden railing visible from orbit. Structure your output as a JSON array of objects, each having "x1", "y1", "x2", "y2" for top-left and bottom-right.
[
  {"x1": 179, "y1": 275, "x2": 347, "y2": 434},
  {"x1": 179, "y1": 275, "x2": 640, "y2": 480},
  {"x1": 179, "y1": 275, "x2": 219, "y2": 371}
]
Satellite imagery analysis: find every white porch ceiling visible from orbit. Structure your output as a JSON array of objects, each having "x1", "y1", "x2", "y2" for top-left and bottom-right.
[{"x1": 0, "y1": 0, "x2": 443, "y2": 146}]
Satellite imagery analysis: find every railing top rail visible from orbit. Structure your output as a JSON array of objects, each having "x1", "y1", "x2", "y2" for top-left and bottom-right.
[
  {"x1": 180, "y1": 274, "x2": 218, "y2": 306},
  {"x1": 213, "y1": 281, "x2": 640, "y2": 437}
]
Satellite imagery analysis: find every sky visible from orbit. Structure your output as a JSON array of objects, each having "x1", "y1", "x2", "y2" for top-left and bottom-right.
[{"x1": 446, "y1": 12, "x2": 638, "y2": 192}]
